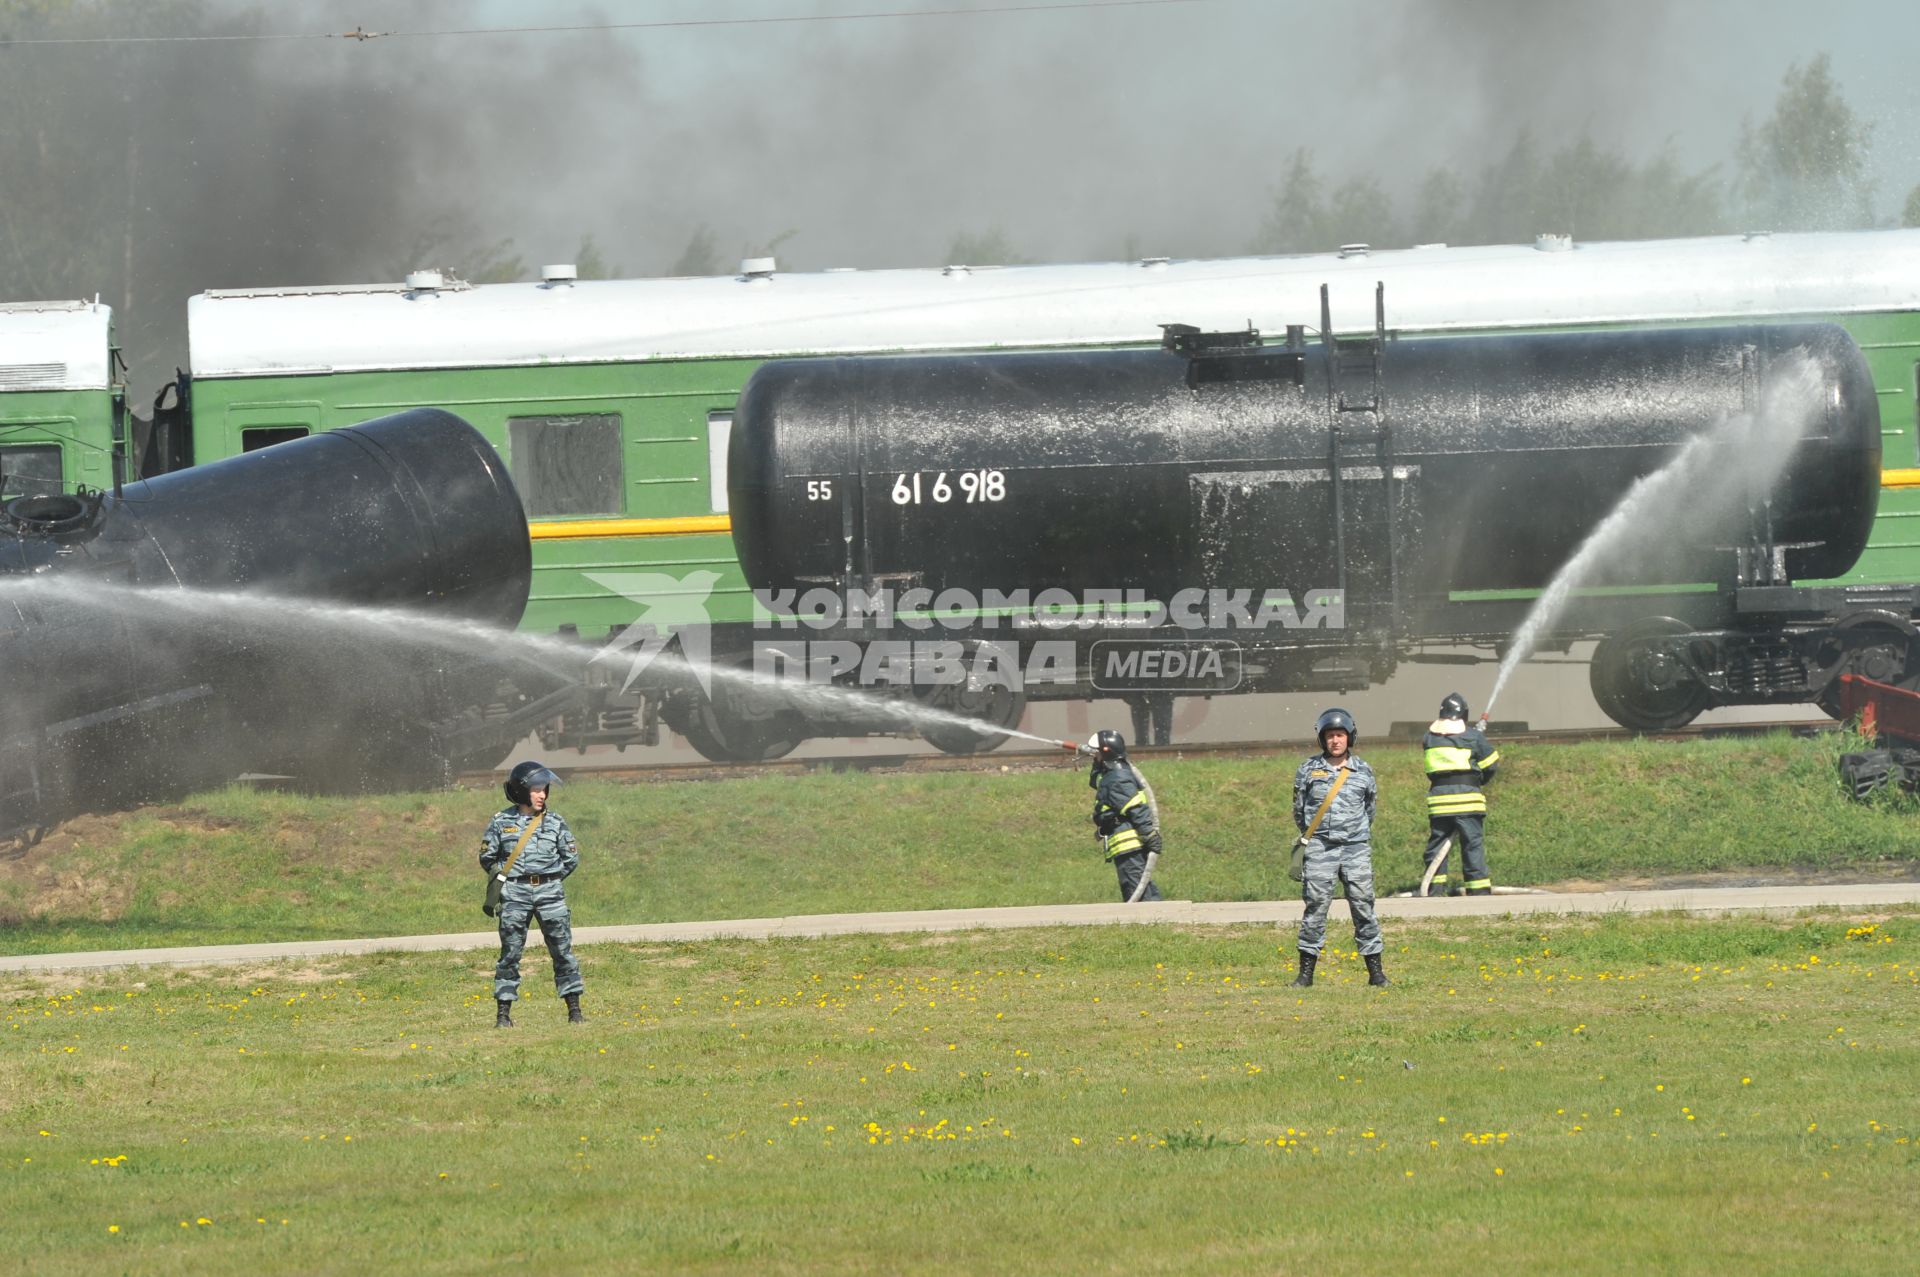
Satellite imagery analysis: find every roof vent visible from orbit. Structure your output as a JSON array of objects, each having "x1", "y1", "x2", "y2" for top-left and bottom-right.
[
  {"x1": 1534, "y1": 233, "x2": 1573, "y2": 253},
  {"x1": 404, "y1": 269, "x2": 444, "y2": 294},
  {"x1": 739, "y1": 257, "x2": 777, "y2": 283},
  {"x1": 1337, "y1": 243, "x2": 1370, "y2": 259},
  {"x1": 1138, "y1": 256, "x2": 1170, "y2": 270},
  {"x1": 943, "y1": 264, "x2": 971, "y2": 278},
  {"x1": 541, "y1": 264, "x2": 578, "y2": 286}
]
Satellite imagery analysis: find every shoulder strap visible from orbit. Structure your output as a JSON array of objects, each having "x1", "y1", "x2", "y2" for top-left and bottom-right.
[
  {"x1": 499, "y1": 812, "x2": 546, "y2": 879},
  {"x1": 1301, "y1": 766, "x2": 1352, "y2": 840}
]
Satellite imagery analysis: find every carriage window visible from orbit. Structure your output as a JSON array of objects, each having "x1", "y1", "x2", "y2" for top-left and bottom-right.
[
  {"x1": 242, "y1": 426, "x2": 309, "y2": 452},
  {"x1": 0, "y1": 444, "x2": 62, "y2": 500},
  {"x1": 508, "y1": 413, "x2": 624, "y2": 516},
  {"x1": 707, "y1": 410, "x2": 731, "y2": 513}
]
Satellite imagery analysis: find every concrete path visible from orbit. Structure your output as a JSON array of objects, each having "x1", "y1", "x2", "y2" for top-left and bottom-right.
[{"x1": 4, "y1": 883, "x2": 1918, "y2": 974}]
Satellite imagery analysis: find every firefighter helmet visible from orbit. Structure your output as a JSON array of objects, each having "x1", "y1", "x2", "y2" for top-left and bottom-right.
[
  {"x1": 1314, "y1": 707, "x2": 1357, "y2": 747},
  {"x1": 1439, "y1": 692, "x2": 1469, "y2": 721},
  {"x1": 1088, "y1": 728, "x2": 1128, "y2": 761},
  {"x1": 504, "y1": 760, "x2": 562, "y2": 806}
]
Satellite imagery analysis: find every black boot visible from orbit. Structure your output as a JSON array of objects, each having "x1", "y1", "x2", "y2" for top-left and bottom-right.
[
  {"x1": 1364, "y1": 953, "x2": 1390, "y2": 986},
  {"x1": 1291, "y1": 950, "x2": 1317, "y2": 988},
  {"x1": 565, "y1": 992, "x2": 585, "y2": 1024},
  {"x1": 495, "y1": 999, "x2": 513, "y2": 1028},
  {"x1": 1466, "y1": 886, "x2": 1492, "y2": 897}
]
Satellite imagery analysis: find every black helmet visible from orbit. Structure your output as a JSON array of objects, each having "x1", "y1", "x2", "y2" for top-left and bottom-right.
[
  {"x1": 1440, "y1": 692, "x2": 1469, "y2": 721},
  {"x1": 1314, "y1": 707, "x2": 1356, "y2": 747},
  {"x1": 504, "y1": 760, "x2": 561, "y2": 806},
  {"x1": 1089, "y1": 729, "x2": 1127, "y2": 761}
]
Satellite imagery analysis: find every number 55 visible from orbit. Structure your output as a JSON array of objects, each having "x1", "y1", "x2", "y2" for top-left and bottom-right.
[{"x1": 806, "y1": 479, "x2": 834, "y2": 501}]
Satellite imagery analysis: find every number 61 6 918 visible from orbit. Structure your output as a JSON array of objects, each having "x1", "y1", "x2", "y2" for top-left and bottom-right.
[{"x1": 890, "y1": 470, "x2": 1006, "y2": 505}]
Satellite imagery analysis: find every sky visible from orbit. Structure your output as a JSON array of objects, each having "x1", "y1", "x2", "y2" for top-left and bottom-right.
[
  {"x1": 14, "y1": 0, "x2": 1920, "y2": 287},
  {"x1": 6, "y1": 0, "x2": 1920, "y2": 394},
  {"x1": 267, "y1": 0, "x2": 1920, "y2": 272}
]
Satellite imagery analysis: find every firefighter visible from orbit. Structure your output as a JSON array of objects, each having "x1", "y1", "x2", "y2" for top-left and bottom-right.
[
  {"x1": 1291, "y1": 708, "x2": 1386, "y2": 987},
  {"x1": 1420, "y1": 692, "x2": 1500, "y2": 896},
  {"x1": 1087, "y1": 729, "x2": 1163, "y2": 902}
]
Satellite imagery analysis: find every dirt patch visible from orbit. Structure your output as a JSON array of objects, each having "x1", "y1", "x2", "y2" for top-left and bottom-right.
[
  {"x1": 229, "y1": 962, "x2": 352, "y2": 984},
  {"x1": 0, "y1": 811, "x2": 130, "y2": 869},
  {"x1": 0, "y1": 812, "x2": 139, "y2": 923},
  {"x1": 1537, "y1": 861, "x2": 1920, "y2": 893}
]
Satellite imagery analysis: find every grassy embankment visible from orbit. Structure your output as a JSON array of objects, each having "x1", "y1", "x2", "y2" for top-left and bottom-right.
[
  {"x1": 1, "y1": 729, "x2": 1916, "y2": 955},
  {"x1": 3, "y1": 914, "x2": 1915, "y2": 1275}
]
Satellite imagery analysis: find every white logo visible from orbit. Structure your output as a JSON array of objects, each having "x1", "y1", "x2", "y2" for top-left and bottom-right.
[{"x1": 586, "y1": 570, "x2": 721, "y2": 695}]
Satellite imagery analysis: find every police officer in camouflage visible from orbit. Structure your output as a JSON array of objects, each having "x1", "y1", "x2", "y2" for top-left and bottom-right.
[
  {"x1": 481, "y1": 760, "x2": 585, "y2": 1027},
  {"x1": 1290, "y1": 708, "x2": 1387, "y2": 988}
]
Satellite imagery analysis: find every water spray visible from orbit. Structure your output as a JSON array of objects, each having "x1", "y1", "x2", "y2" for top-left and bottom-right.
[{"x1": 1481, "y1": 354, "x2": 1826, "y2": 719}]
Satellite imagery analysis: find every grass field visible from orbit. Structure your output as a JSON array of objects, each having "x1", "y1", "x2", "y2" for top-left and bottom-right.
[
  {"x1": 4, "y1": 913, "x2": 1915, "y2": 1275},
  {"x1": 1, "y1": 730, "x2": 1915, "y2": 956}
]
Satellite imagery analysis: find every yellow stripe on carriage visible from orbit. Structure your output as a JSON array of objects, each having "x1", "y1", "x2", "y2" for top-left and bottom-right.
[{"x1": 528, "y1": 515, "x2": 734, "y2": 540}]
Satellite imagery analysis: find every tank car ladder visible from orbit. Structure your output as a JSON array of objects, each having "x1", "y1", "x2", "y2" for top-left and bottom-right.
[{"x1": 1320, "y1": 283, "x2": 1403, "y2": 635}]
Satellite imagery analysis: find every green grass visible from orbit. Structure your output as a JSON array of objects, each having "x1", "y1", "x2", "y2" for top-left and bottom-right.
[
  {"x1": 3, "y1": 914, "x2": 1915, "y2": 1275},
  {"x1": 1, "y1": 730, "x2": 1914, "y2": 956}
]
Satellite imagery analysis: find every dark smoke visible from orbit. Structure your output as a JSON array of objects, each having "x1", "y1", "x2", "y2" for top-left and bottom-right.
[{"x1": 1, "y1": 0, "x2": 1913, "y2": 402}]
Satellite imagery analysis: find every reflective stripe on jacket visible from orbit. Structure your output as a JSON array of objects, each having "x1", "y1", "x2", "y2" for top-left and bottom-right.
[
  {"x1": 1093, "y1": 766, "x2": 1155, "y2": 861},
  {"x1": 1422, "y1": 718, "x2": 1499, "y2": 815}
]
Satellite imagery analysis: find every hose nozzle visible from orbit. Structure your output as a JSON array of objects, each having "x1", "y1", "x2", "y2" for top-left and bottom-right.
[{"x1": 1063, "y1": 739, "x2": 1096, "y2": 756}]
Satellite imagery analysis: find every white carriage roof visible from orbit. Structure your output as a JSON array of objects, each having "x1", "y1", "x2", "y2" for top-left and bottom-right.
[
  {"x1": 186, "y1": 230, "x2": 1920, "y2": 378},
  {"x1": 0, "y1": 301, "x2": 114, "y2": 391}
]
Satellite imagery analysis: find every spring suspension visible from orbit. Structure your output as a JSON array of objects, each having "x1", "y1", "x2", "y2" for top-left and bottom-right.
[{"x1": 1723, "y1": 644, "x2": 1808, "y2": 696}]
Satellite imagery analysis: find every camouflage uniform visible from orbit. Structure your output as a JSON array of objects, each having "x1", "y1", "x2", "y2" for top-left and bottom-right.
[
  {"x1": 1290, "y1": 752, "x2": 1382, "y2": 957},
  {"x1": 480, "y1": 805, "x2": 583, "y2": 1003}
]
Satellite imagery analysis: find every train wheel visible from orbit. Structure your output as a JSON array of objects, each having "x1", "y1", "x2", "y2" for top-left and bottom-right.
[
  {"x1": 1812, "y1": 613, "x2": 1919, "y2": 719},
  {"x1": 1590, "y1": 617, "x2": 1709, "y2": 731},
  {"x1": 672, "y1": 655, "x2": 808, "y2": 763},
  {"x1": 915, "y1": 641, "x2": 1027, "y2": 755}
]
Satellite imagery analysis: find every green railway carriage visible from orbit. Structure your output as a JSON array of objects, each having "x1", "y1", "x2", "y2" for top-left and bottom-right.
[
  {"x1": 0, "y1": 301, "x2": 124, "y2": 503},
  {"x1": 162, "y1": 232, "x2": 1920, "y2": 754}
]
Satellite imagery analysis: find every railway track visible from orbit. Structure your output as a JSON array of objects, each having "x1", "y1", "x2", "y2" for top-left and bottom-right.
[{"x1": 458, "y1": 719, "x2": 1832, "y2": 787}]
